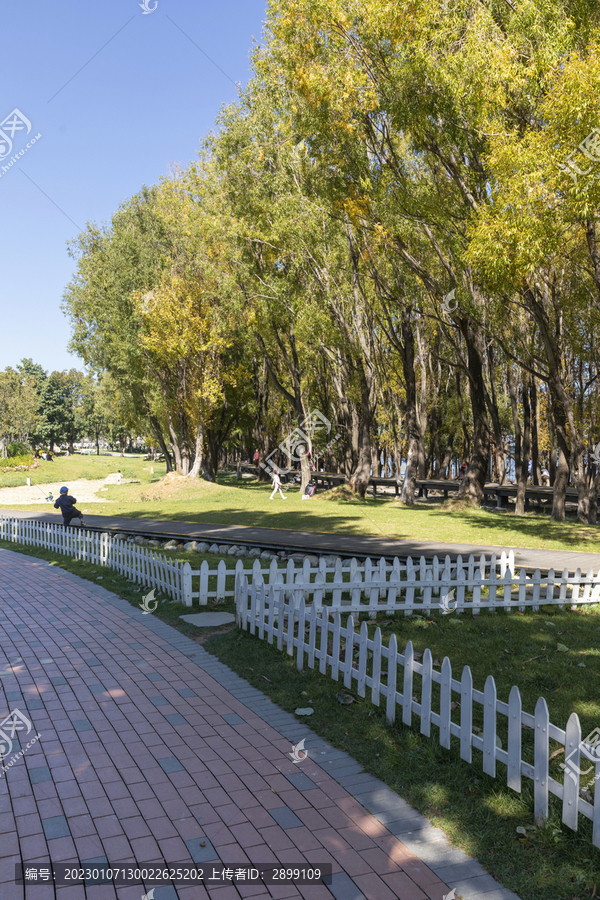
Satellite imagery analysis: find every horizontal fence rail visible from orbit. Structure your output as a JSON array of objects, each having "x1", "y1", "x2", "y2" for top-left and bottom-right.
[
  {"x1": 0, "y1": 516, "x2": 191, "y2": 605},
  {"x1": 235, "y1": 577, "x2": 600, "y2": 849}
]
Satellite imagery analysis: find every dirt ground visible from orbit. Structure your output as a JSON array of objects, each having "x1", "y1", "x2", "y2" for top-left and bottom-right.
[{"x1": 0, "y1": 478, "x2": 112, "y2": 506}]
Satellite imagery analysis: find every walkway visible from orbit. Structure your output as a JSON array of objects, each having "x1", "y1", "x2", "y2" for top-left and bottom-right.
[
  {"x1": 3, "y1": 509, "x2": 600, "y2": 574},
  {"x1": 0, "y1": 549, "x2": 521, "y2": 900}
]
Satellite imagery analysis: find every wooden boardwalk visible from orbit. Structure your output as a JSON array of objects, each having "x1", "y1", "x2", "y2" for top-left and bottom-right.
[{"x1": 2, "y1": 508, "x2": 599, "y2": 575}]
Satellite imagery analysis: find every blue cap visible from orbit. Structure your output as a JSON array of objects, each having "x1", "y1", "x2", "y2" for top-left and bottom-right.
[{"x1": 60, "y1": 486, "x2": 68, "y2": 493}]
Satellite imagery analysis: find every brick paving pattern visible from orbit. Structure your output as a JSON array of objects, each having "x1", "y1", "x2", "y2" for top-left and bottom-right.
[{"x1": 0, "y1": 549, "x2": 521, "y2": 900}]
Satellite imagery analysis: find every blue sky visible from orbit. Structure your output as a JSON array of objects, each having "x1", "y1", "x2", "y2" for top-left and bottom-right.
[{"x1": 1, "y1": 0, "x2": 268, "y2": 374}]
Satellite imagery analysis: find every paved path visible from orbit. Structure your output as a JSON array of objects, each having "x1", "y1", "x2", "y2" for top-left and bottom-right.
[
  {"x1": 0, "y1": 549, "x2": 521, "y2": 900},
  {"x1": 3, "y1": 509, "x2": 600, "y2": 574}
]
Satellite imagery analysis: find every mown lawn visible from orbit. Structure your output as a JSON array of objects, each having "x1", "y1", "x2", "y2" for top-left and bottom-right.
[
  {"x1": 2, "y1": 536, "x2": 600, "y2": 900},
  {"x1": 1, "y1": 457, "x2": 600, "y2": 556}
]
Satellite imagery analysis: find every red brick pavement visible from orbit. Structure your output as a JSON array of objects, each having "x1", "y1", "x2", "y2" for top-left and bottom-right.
[{"x1": 0, "y1": 549, "x2": 453, "y2": 900}]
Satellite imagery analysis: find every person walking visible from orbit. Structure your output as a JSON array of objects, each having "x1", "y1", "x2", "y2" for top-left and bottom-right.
[
  {"x1": 270, "y1": 470, "x2": 287, "y2": 500},
  {"x1": 54, "y1": 487, "x2": 85, "y2": 526}
]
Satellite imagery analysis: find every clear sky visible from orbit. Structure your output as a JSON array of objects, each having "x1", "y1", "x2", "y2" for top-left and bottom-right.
[{"x1": 0, "y1": 0, "x2": 268, "y2": 374}]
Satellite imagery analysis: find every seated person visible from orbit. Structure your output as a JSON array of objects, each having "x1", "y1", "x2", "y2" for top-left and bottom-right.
[{"x1": 54, "y1": 487, "x2": 84, "y2": 526}]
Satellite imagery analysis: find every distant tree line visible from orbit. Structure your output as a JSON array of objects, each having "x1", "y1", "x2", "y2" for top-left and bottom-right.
[{"x1": 0, "y1": 359, "x2": 143, "y2": 457}]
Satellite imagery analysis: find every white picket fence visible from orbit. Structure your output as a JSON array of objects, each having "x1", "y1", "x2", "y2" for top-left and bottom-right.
[
  {"x1": 0, "y1": 517, "x2": 192, "y2": 605},
  {"x1": 235, "y1": 580, "x2": 600, "y2": 848},
  {"x1": 192, "y1": 550, "x2": 516, "y2": 606},
  {"x1": 236, "y1": 559, "x2": 600, "y2": 617}
]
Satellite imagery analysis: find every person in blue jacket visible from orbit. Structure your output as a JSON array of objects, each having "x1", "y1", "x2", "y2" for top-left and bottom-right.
[{"x1": 54, "y1": 487, "x2": 84, "y2": 526}]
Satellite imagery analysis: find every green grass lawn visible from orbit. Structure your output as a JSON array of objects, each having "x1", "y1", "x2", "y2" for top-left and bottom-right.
[
  {"x1": 0, "y1": 453, "x2": 154, "y2": 488},
  {"x1": 2, "y1": 456, "x2": 600, "y2": 555},
  {"x1": 3, "y1": 531, "x2": 600, "y2": 899}
]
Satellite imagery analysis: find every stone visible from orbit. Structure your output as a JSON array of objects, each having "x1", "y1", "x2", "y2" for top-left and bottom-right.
[
  {"x1": 277, "y1": 551, "x2": 287, "y2": 558},
  {"x1": 113, "y1": 533, "x2": 126, "y2": 541},
  {"x1": 304, "y1": 555, "x2": 319, "y2": 566},
  {"x1": 260, "y1": 551, "x2": 272, "y2": 560},
  {"x1": 248, "y1": 548, "x2": 261, "y2": 558},
  {"x1": 184, "y1": 541, "x2": 198, "y2": 551},
  {"x1": 134, "y1": 536, "x2": 146, "y2": 545},
  {"x1": 180, "y1": 612, "x2": 236, "y2": 627},
  {"x1": 196, "y1": 542, "x2": 209, "y2": 553},
  {"x1": 163, "y1": 540, "x2": 178, "y2": 550},
  {"x1": 227, "y1": 546, "x2": 238, "y2": 556},
  {"x1": 209, "y1": 543, "x2": 220, "y2": 554},
  {"x1": 323, "y1": 555, "x2": 342, "y2": 567},
  {"x1": 147, "y1": 540, "x2": 162, "y2": 547},
  {"x1": 234, "y1": 547, "x2": 247, "y2": 556},
  {"x1": 218, "y1": 544, "x2": 230, "y2": 554},
  {"x1": 342, "y1": 559, "x2": 352, "y2": 569}
]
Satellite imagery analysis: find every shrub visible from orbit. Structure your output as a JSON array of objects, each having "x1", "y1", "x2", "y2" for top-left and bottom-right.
[
  {"x1": 7, "y1": 441, "x2": 30, "y2": 458},
  {"x1": 1, "y1": 454, "x2": 34, "y2": 469}
]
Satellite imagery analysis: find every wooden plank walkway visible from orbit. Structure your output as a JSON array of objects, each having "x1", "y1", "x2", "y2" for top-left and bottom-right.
[{"x1": 2, "y1": 508, "x2": 599, "y2": 575}]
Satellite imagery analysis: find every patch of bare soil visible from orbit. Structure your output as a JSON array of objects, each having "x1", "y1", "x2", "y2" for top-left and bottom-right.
[
  {"x1": 140, "y1": 471, "x2": 231, "y2": 502},
  {"x1": 0, "y1": 478, "x2": 112, "y2": 506},
  {"x1": 321, "y1": 483, "x2": 368, "y2": 503},
  {"x1": 193, "y1": 624, "x2": 236, "y2": 644}
]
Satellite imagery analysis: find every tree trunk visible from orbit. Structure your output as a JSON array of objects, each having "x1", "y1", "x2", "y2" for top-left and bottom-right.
[
  {"x1": 530, "y1": 377, "x2": 540, "y2": 486},
  {"x1": 515, "y1": 375, "x2": 531, "y2": 516},
  {"x1": 456, "y1": 323, "x2": 490, "y2": 505},
  {"x1": 439, "y1": 435, "x2": 454, "y2": 480},
  {"x1": 187, "y1": 418, "x2": 205, "y2": 479},
  {"x1": 485, "y1": 346, "x2": 505, "y2": 485},
  {"x1": 397, "y1": 308, "x2": 419, "y2": 504},
  {"x1": 348, "y1": 375, "x2": 373, "y2": 497},
  {"x1": 455, "y1": 371, "x2": 471, "y2": 460},
  {"x1": 548, "y1": 413, "x2": 557, "y2": 487},
  {"x1": 507, "y1": 366, "x2": 522, "y2": 496}
]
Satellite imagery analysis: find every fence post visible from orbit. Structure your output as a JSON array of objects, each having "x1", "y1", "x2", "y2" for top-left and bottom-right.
[{"x1": 181, "y1": 562, "x2": 193, "y2": 607}]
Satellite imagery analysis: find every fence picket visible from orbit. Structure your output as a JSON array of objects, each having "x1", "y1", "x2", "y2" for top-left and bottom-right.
[
  {"x1": 386, "y1": 634, "x2": 398, "y2": 725},
  {"x1": 483, "y1": 676, "x2": 497, "y2": 777},
  {"x1": 507, "y1": 685, "x2": 522, "y2": 792},
  {"x1": 562, "y1": 713, "x2": 581, "y2": 831},
  {"x1": 371, "y1": 628, "x2": 382, "y2": 706},
  {"x1": 534, "y1": 697, "x2": 550, "y2": 826},
  {"x1": 343, "y1": 615, "x2": 354, "y2": 688},
  {"x1": 460, "y1": 667, "x2": 473, "y2": 763},
  {"x1": 439, "y1": 658, "x2": 452, "y2": 749},
  {"x1": 421, "y1": 649, "x2": 433, "y2": 737}
]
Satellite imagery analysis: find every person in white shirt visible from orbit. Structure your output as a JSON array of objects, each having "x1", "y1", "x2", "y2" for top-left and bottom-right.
[{"x1": 270, "y1": 470, "x2": 287, "y2": 500}]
